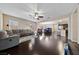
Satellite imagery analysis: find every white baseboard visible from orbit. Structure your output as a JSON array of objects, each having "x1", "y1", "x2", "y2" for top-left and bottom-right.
[{"x1": 71, "y1": 40, "x2": 77, "y2": 43}]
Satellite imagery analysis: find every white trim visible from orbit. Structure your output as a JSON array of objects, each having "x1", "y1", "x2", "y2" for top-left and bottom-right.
[
  {"x1": 71, "y1": 39, "x2": 77, "y2": 43},
  {"x1": 70, "y1": 14, "x2": 73, "y2": 42},
  {"x1": 68, "y1": 16, "x2": 71, "y2": 40},
  {"x1": 77, "y1": 7, "x2": 79, "y2": 44},
  {"x1": 0, "y1": 11, "x2": 3, "y2": 30}
]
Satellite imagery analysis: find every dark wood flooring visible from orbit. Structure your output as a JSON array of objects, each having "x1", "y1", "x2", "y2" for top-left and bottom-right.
[
  {"x1": 33, "y1": 35, "x2": 64, "y2": 55},
  {"x1": 68, "y1": 41, "x2": 79, "y2": 55},
  {"x1": 0, "y1": 34, "x2": 65, "y2": 55}
]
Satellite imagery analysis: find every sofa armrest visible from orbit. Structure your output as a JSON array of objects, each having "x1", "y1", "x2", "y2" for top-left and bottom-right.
[
  {"x1": 0, "y1": 35, "x2": 20, "y2": 51},
  {"x1": 9, "y1": 34, "x2": 20, "y2": 38}
]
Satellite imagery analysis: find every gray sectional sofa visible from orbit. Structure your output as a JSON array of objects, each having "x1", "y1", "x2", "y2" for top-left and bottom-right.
[{"x1": 0, "y1": 29, "x2": 35, "y2": 51}]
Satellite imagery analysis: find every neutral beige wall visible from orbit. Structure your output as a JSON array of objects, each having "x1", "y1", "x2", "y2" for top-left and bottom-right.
[
  {"x1": 3, "y1": 14, "x2": 9, "y2": 30},
  {"x1": 3, "y1": 14, "x2": 37, "y2": 31},
  {"x1": 0, "y1": 11, "x2": 3, "y2": 30},
  {"x1": 68, "y1": 8, "x2": 79, "y2": 44},
  {"x1": 77, "y1": 8, "x2": 79, "y2": 44},
  {"x1": 71, "y1": 9, "x2": 78, "y2": 42}
]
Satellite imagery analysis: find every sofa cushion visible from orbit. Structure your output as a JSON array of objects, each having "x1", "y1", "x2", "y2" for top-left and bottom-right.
[
  {"x1": 6, "y1": 30, "x2": 13, "y2": 36},
  {"x1": 12, "y1": 30, "x2": 20, "y2": 35},
  {"x1": 0, "y1": 30, "x2": 9, "y2": 39}
]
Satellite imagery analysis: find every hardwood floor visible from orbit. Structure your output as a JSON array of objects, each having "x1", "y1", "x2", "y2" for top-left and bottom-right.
[
  {"x1": 0, "y1": 33, "x2": 79, "y2": 55},
  {"x1": 0, "y1": 33, "x2": 64, "y2": 55},
  {"x1": 0, "y1": 40, "x2": 32, "y2": 55},
  {"x1": 33, "y1": 35, "x2": 64, "y2": 55},
  {"x1": 68, "y1": 41, "x2": 79, "y2": 55}
]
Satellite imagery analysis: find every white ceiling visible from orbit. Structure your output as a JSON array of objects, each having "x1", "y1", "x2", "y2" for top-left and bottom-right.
[{"x1": 0, "y1": 3, "x2": 78, "y2": 22}]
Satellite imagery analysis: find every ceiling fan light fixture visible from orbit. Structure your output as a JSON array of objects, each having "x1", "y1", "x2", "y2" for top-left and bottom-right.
[{"x1": 35, "y1": 15, "x2": 38, "y2": 19}]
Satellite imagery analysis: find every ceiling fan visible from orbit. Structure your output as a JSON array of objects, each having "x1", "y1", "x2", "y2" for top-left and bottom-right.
[{"x1": 29, "y1": 11, "x2": 44, "y2": 20}]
